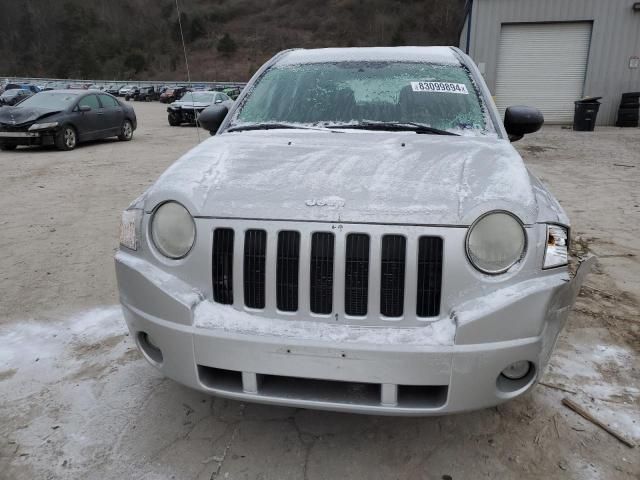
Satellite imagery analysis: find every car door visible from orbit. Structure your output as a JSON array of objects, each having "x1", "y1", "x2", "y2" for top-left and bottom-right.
[
  {"x1": 75, "y1": 94, "x2": 102, "y2": 141},
  {"x1": 98, "y1": 94, "x2": 124, "y2": 137}
]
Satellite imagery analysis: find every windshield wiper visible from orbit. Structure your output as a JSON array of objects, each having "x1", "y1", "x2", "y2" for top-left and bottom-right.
[
  {"x1": 331, "y1": 120, "x2": 459, "y2": 136},
  {"x1": 226, "y1": 123, "x2": 340, "y2": 133}
]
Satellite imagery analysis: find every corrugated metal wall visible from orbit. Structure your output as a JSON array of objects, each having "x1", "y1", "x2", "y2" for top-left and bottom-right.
[{"x1": 460, "y1": 0, "x2": 640, "y2": 125}]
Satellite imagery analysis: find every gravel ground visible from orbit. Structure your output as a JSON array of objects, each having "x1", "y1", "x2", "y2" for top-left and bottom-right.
[{"x1": 0, "y1": 102, "x2": 638, "y2": 480}]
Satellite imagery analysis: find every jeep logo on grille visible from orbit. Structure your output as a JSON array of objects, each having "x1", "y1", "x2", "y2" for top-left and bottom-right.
[{"x1": 305, "y1": 197, "x2": 345, "y2": 208}]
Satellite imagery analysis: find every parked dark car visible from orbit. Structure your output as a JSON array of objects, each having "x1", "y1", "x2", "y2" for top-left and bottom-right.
[
  {"x1": 167, "y1": 91, "x2": 233, "y2": 126},
  {"x1": 160, "y1": 86, "x2": 188, "y2": 104},
  {"x1": 0, "y1": 90, "x2": 137, "y2": 151},
  {"x1": 105, "y1": 84, "x2": 121, "y2": 96},
  {"x1": 136, "y1": 86, "x2": 160, "y2": 102},
  {"x1": 0, "y1": 88, "x2": 33, "y2": 106}
]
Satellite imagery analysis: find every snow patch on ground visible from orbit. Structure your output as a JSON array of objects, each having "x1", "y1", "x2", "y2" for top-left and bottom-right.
[
  {"x1": 546, "y1": 328, "x2": 640, "y2": 441},
  {"x1": 0, "y1": 306, "x2": 127, "y2": 400}
]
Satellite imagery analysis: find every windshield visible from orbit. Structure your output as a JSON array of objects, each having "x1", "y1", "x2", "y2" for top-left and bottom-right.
[
  {"x1": 180, "y1": 92, "x2": 215, "y2": 103},
  {"x1": 233, "y1": 61, "x2": 493, "y2": 135},
  {"x1": 18, "y1": 91, "x2": 78, "y2": 109}
]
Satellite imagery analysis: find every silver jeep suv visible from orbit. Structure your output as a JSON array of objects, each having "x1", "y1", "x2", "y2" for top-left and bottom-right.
[{"x1": 115, "y1": 47, "x2": 592, "y2": 415}]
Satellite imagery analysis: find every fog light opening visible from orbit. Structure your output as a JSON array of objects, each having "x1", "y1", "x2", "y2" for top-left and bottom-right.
[
  {"x1": 496, "y1": 361, "x2": 536, "y2": 396},
  {"x1": 501, "y1": 360, "x2": 531, "y2": 380},
  {"x1": 137, "y1": 331, "x2": 164, "y2": 365}
]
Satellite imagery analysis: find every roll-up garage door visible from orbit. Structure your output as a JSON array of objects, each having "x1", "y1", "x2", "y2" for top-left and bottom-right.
[{"x1": 495, "y1": 22, "x2": 592, "y2": 123}]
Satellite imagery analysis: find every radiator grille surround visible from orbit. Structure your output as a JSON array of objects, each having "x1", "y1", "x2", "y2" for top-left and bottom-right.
[{"x1": 210, "y1": 224, "x2": 443, "y2": 322}]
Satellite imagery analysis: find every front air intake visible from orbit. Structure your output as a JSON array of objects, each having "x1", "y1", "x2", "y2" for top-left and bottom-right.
[
  {"x1": 212, "y1": 228, "x2": 234, "y2": 304},
  {"x1": 310, "y1": 232, "x2": 334, "y2": 314},
  {"x1": 243, "y1": 229, "x2": 267, "y2": 309}
]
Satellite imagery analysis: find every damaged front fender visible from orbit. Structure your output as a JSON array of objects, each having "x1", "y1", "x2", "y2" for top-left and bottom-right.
[{"x1": 453, "y1": 255, "x2": 596, "y2": 345}]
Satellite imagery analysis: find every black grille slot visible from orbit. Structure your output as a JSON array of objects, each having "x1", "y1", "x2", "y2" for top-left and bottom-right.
[
  {"x1": 345, "y1": 234, "x2": 369, "y2": 316},
  {"x1": 416, "y1": 236, "x2": 443, "y2": 317},
  {"x1": 243, "y1": 229, "x2": 267, "y2": 309},
  {"x1": 276, "y1": 231, "x2": 300, "y2": 312},
  {"x1": 212, "y1": 228, "x2": 234, "y2": 304},
  {"x1": 380, "y1": 235, "x2": 406, "y2": 317},
  {"x1": 310, "y1": 232, "x2": 334, "y2": 314}
]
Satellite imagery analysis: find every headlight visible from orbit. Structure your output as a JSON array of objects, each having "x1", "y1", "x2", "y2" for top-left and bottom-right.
[
  {"x1": 543, "y1": 225, "x2": 568, "y2": 269},
  {"x1": 466, "y1": 211, "x2": 527, "y2": 274},
  {"x1": 119, "y1": 209, "x2": 141, "y2": 250},
  {"x1": 150, "y1": 201, "x2": 195, "y2": 259},
  {"x1": 29, "y1": 122, "x2": 59, "y2": 131}
]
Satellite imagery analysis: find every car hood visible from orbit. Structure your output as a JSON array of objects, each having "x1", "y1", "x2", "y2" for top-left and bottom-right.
[
  {"x1": 140, "y1": 130, "x2": 542, "y2": 226},
  {"x1": 0, "y1": 106, "x2": 62, "y2": 127}
]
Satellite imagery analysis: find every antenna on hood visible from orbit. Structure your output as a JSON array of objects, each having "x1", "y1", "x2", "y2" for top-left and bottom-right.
[{"x1": 175, "y1": 0, "x2": 201, "y2": 143}]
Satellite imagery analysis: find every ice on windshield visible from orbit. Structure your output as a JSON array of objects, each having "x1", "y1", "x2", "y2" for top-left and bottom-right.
[{"x1": 234, "y1": 62, "x2": 493, "y2": 135}]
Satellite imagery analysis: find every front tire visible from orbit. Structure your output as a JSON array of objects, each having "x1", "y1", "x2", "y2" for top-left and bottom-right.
[
  {"x1": 118, "y1": 120, "x2": 134, "y2": 141},
  {"x1": 55, "y1": 125, "x2": 77, "y2": 151},
  {"x1": 168, "y1": 113, "x2": 180, "y2": 126}
]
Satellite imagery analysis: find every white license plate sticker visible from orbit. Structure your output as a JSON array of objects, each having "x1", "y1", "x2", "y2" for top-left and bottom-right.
[{"x1": 411, "y1": 82, "x2": 469, "y2": 94}]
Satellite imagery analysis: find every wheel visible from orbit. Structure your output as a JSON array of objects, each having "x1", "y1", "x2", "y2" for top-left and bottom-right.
[
  {"x1": 118, "y1": 120, "x2": 134, "y2": 141},
  {"x1": 125, "y1": 95, "x2": 131, "y2": 101},
  {"x1": 168, "y1": 113, "x2": 180, "y2": 126},
  {"x1": 1, "y1": 144, "x2": 17, "y2": 151},
  {"x1": 55, "y1": 125, "x2": 77, "y2": 151}
]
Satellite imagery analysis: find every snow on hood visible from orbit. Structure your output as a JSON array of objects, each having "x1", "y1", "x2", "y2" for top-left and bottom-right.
[{"x1": 141, "y1": 130, "x2": 538, "y2": 225}]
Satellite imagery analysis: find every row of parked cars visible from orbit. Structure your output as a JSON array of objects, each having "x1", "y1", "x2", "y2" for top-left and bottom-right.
[
  {"x1": 0, "y1": 80, "x2": 242, "y2": 105},
  {"x1": 0, "y1": 80, "x2": 241, "y2": 150}
]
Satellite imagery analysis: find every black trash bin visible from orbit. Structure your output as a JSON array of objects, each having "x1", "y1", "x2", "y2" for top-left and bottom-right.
[{"x1": 573, "y1": 97, "x2": 602, "y2": 131}]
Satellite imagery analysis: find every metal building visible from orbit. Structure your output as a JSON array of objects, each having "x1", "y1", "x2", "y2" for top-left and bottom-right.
[{"x1": 460, "y1": 0, "x2": 640, "y2": 125}]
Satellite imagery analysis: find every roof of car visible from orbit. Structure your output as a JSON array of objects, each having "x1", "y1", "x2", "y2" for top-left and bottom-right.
[
  {"x1": 277, "y1": 46, "x2": 461, "y2": 66},
  {"x1": 40, "y1": 89, "x2": 84, "y2": 94}
]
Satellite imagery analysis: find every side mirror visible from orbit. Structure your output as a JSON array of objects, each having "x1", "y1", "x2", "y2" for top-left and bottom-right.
[
  {"x1": 198, "y1": 104, "x2": 228, "y2": 134},
  {"x1": 78, "y1": 105, "x2": 91, "y2": 112},
  {"x1": 215, "y1": 98, "x2": 223, "y2": 104},
  {"x1": 504, "y1": 106, "x2": 544, "y2": 142}
]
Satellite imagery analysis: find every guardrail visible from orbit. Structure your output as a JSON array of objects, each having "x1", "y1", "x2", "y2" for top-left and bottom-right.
[{"x1": 2, "y1": 76, "x2": 247, "y2": 90}]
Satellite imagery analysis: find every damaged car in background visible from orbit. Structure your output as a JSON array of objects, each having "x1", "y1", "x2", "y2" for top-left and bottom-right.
[
  {"x1": 167, "y1": 90, "x2": 233, "y2": 127},
  {"x1": 116, "y1": 46, "x2": 593, "y2": 415},
  {"x1": 0, "y1": 90, "x2": 137, "y2": 151}
]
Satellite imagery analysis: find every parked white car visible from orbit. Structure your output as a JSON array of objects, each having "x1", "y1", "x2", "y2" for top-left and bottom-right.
[
  {"x1": 118, "y1": 85, "x2": 136, "y2": 97},
  {"x1": 116, "y1": 46, "x2": 593, "y2": 415}
]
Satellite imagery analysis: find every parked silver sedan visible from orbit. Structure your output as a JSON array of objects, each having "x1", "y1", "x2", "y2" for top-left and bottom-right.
[{"x1": 115, "y1": 46, "x2": 593, "y2": 415}]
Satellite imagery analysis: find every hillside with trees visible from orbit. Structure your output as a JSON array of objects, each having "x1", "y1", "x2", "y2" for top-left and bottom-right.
[{"x1": 0, "y1": 0, "x2": 466, "y2": 81}]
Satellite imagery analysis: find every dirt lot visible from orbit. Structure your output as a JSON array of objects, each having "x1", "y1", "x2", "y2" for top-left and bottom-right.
[{"x1": 0, "y1": 102, "x2": 638, "y2": 480}]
